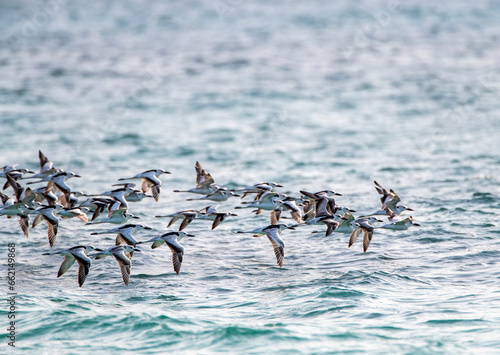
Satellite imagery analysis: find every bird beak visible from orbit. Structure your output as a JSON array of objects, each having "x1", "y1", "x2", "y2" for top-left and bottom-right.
[
  {"x1": 74, "y1": 174, "x2": 81, "y2": 178},
  {"x1": 376, "y1": 219, "x2": 384, "y2": 223},
  {"x1": 348, "y1": 209, "x2": 356, "y2": 212},
  {"x1": 407, "y1": 208, "x2": 414, "y2": 211},
  {"x1": 187, "y1": 234, "x2": 196, "y2": 238},
  {"x1": 230, "y1": 213, "x2": 238, "y2": 216},
  {"x1": 233, "y1": 194, "x2": 241, "y2": 197},
  {"x1": 413, "y1": 223, "x2": 421, "y2": 226},
  {"x1": 334, "y1": 193, "x2": 343, "y2": 196},
  {"x1": 287, "y1": 226, "x2": 296, "y2": 230},
  {"x1": 164, "y1": 171, "x2": 172, "y2": 174},
  {"x1": 94, "y1": 248, "x2": 104, "y2": 252},
  {"x1": 27, "y1": 170, "x2": 35, "y2": 174},
  {"x1": 133, "y1": 248, "x2": 141, "y2": 252},
  {"x1": 276, "y1": 184, "x2": 284, "y2": 188},
  {"x1": 341, "y1": 217, "x2": 348, "y2": 220},
  {"x1": 132, "y1": 216, "x2": 140, "y2": 219},
  {"x1": 144, "y1": 226, "x2": 153, "y2": 230}
]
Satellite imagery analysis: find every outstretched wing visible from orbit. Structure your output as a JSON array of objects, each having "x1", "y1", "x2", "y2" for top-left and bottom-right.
[{"x1": 348, "y1": 228, "x2": 362, "y2": 248}]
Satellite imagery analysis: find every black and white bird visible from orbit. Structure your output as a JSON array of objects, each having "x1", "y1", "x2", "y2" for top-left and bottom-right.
[
  {"x1": 43, "y1": 245, "x2": 103, "y2": 287},
  {"x1": 236, "y1": 182, "x2": 283, "y2": 200},
  {"x1": 186, "y1": 188, "x2": 240, "y2": 202},
  {"x1": 155, "y1": 210, "x2": 199, "y2": 231},
  {"x1": 195, "y1": 205, "x2": 238, "y2": 230},
  {"x1": 348, "y1": 217, "x2": 384, "y2": 252},
  {"x1": 94, "y1": 245, "x2": 141, "y2": 286},
  {"x1": 56, "y1": 207, "x2": 89, "y2": 223},
  {"x1": 30, "y1": 205, "x2": 62, "y2": 247},
  {"x1": 173, "y1": 161, "x2": 220, "y2": 195},
  {"x1": 238, "y1": 224, "x2": 295, "y2": 267},
  {"x1": 91, "y1": 224, "x2": 153, "y2": 247},
  {"x1": 138, "y1": 231, "x2": 195, "y2": 274},
  {"x1": 271, "y1": 196, "x2": 302, "y2": 224},
  {"x1": 118, "y1": 169, "x2": 171, "y2": 202},
  {"x1": 86, "y1": 208, "x2": 139, "y2": 225},
  {"x1": 377, "y1": 208, "x2": 421, "y2": 230},
  {"x1": 363, "y1": 181, "x2": 414, "y2": 217},
  {"x1": 28, "y1": 151, "x2": 60, "y2": 179}
]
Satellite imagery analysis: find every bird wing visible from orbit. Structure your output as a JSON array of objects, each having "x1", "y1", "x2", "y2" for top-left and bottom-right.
[
  {"x1": 267, "y1": 236, "x2": 284, "y2": 267},
  {"x1": 19, "y1": 215, "x2": 29, "y2": 237},
  {"x1": 384, "y1": 190, "x2": 401, "y2": 211},
  {"x1": 38, "y1": 150, "x2": 53, "y2": 172},
  {"x1": 362, "y1": 229, "x2": 373, "y2": 253},
  {"x1": 211, "y1": 214, "x2": 225, "y2": 230},
  {"x1": 150, "y1": 183, "x2": 161, "y2": 202},
  {"x1": 57, "y1": 254, "x2": 76, "y2": 277},
  {"x1": 270, "y1": 208, "x2": 281, "y2": 225},
  {"x1": 195, "y1": 162, "x2": 215, "y2": 188},
  {"x1": 324, "y1": 220, "x2": 340, "y2": 236},
  {"x1": 45, "y1": 216, "x2": 59, "y2": 247},
  {"x1": 32, "y1": 213, "x2": 44, "y2": 228},
  {"x1": 71, "y1": 249, "x2": 92, "y2": 287},
  {"x1": 151, "y1": 238, "x2": 166, "y2": 249},
  {"x1": 179, "y1": 214, "x2": 196, "y2": 231},
  {"x1": 113, "y1": 251, "x2": 132, "y2": 286},
  {"x1": 348, "y1": 228, "x2": 362, "y2": 248},
  {"x1": 166, "y1": 239, "x2": 184, "y2": 274},
  {"x1": 265, "y1": 228, "x2": 285, "y2": 267}
]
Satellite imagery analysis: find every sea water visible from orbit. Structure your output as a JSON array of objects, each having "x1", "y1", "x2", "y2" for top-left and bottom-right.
[{"x1": 0, "y1": 0, "x2": 499, "y2": 353}]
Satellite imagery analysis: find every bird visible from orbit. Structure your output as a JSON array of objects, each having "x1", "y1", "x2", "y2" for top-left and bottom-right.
[
  {"x1": 1, "y1": 175, "x2": 36, "y2": 237},
  {"x1": 91, "y1": 224, "x2": 153, "y2": 247},
  {"x1": 236, "y1": 191, "x2": 285, "y2": 211},
  {"x1": 97, "y1": 186, "x2": 134, "y2": 210},
  {"x1": 110, "y1": 183, "x2": 152, "y2": 202},
  {"x1": 29, "y1": 205, "x2": 61, "y2": 247},
  {"x1": 299, "y1": 190, "x2": 346, "y2": 220},
  {"x1": 238, "y1": 224, "x2": 294, "y2": 267},
  {"x1": 138, "y1": 231, "x2": 195, "y2": 274},
  {"x1": 78, "y1": 196, "x2": 117, "y2": 221},
  {"x1": 26, "y1": 150, "x2": 60, "y2": 179},
  {"x1": 329, "y1": 211, "x2": 356, "y2": 234},
  {"x1": 5, "y1": 173, "x2": 36, "y2": 206},
  {"x1": 0, "y1": 198, "x2": 31, "y2": 237},
  {"x1": 348, "y1": 217, "x2": 384, "y2": 252},
  {"x1": 186, "y1": 188, "x2": 240, "y2": 202},
  {"x1": 363, "y1": 181, "x2": 414, "y2": 217},
  {"x1": 43, "y1": 245, "x2": 102, "y2": 287},
  {"x1": 155, "y1": 210, "x2": 199, "y2": 231},
  {"x1": 173, "y1": 161, "x2": 220, "y2": 195},
  {"x1": 118, "y1": 169, "x2": 171, "y2": 202},
  {"x1": 1, "y1": 168, "x2": 34, "y2": 189},
  {"x1": 236, "y1": 182, "x2": 283, "y2": 200},
  {"x1": 56, "y1": 207, "x2": 89, "y2": 223},
  {"x1": 271, "y1": 196, "x2": 302, "y2": 224},
  {"x1": 86, "y1": 208, "x2": 139, "y2": 225},
  {"x1": 195, "y1": 205, "x2": 238, "y2": 230},
  {"x1": 306, "y1": 213, "x2": 348, "y2": 236},
  {"x1": 377, "y1": 209, "x2": 421, "y2": 230},
  {"x1": 94, "y1": 245, "x2": 141, "y2": 286}
]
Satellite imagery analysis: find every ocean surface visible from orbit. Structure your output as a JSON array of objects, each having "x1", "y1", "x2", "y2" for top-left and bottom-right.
[{"x1": 1, "y1": 0, "x2": 500, "y2": 353}]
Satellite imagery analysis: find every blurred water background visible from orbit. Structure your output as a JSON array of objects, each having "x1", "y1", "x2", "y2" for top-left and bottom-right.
[{"x1": 0, "y1": 0, "x2": 499, "y2": 353}]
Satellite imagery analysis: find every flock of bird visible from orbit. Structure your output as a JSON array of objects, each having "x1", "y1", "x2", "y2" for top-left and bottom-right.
[{"x1": 0, "y1": 151, "x2": 420, "y2": 287}]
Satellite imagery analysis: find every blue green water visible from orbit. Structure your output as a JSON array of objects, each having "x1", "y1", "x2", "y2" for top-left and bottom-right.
[{"x1": 1, "y1": 0, "x2": 500, "y2": 353}]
